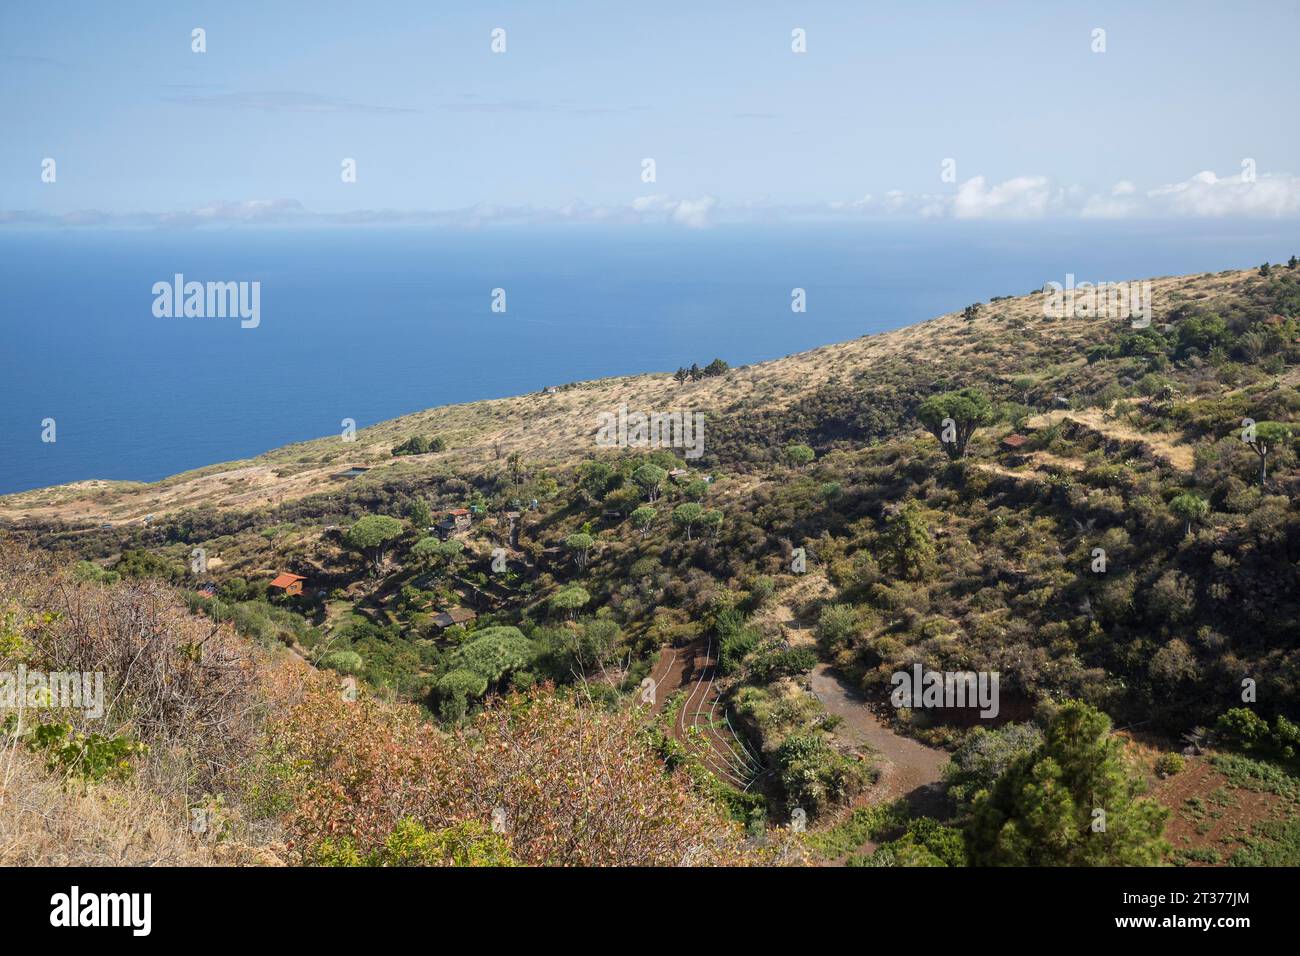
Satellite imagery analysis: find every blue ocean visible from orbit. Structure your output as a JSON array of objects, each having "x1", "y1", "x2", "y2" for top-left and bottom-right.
[{"x1": 1, "y1": 221, "x2": 1295, "y2": 495}]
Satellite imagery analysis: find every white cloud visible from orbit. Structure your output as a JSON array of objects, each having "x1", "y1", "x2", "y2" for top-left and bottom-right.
[
  {"x1": 669, "y1": 195, "x2": 717, "y2": 229},
  {"x1": 1081, "y1": 170, "x2": 1300, "y2": 219},
  {"x1": 6, "y1": 170, "x2": 1299, "y2": 230},
  {"x1": 952, "y1": 175, "x2": 1054, "y2": 219},
  {"x1": 164, "y1": 198, "x2": 309, "y2": 225},
  {"x1": 1080, "y1": 179, "x2": 1141, "y2": 218},
  {"x1": 1145, "y1": 170, "x2": 1300, "y2": 218},
  {"x1": 631, "y1": 194, "x2": 670, "y2": 213},
  {"x1": 630, "y1": 194, "x2": 717, "y2": 227}
]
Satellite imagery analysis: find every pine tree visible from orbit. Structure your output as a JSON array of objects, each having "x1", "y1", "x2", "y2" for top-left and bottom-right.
[
  {"x1": 883, "y1": 501, "x2": 933, "y2": 580},
  {"x1": 967, "y1": 701, "x2": 1169, "y2": 866}
]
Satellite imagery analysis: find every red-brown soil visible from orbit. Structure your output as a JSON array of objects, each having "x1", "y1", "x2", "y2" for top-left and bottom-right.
[{"x1": 648, "y1": 638, "x2": 764, "y2": 791}]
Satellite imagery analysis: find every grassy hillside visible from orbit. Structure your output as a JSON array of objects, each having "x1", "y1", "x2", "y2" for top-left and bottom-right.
[
  {"x1": 5, "y1": 265, "x2": 1291, "y2": 525},
  {"x1": 4, "y1": 261, "x2": 1300, "y2": 867}
]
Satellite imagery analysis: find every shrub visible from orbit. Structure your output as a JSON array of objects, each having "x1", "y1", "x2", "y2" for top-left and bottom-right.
[
  {"x1": 784, "y1": 443, "x2": 815, "y2": 467},
  {"x1": 883, "y1": 502, "x2": 934, "y2": 580},
  {"x1": 1216, "y1": 708, "x2": 1300, "y2": 758},
  {"x1": 743, "y1": 576, "x2": 776, "y2": 612},
  {"x1": 447, "y1": 627, "x2": 534, "y2": 686},
  {"x1": 748, "y1": 644, "x2": 818, "y2": 683},
  {"x1": 392, "y1": 435, "x2": 445, "y2": 456},
  {"x1": 773, "y1": 733, "x2": 866, "y2": 817},
  {"x1": 1154, "y1": 753, "x2": 1185, "y2": 778},
  {"x1": 113, "y1": 549, "x2": 182, "y2": 583},
  {"x1": 70, "y1": 561, "x2": 120, "y2": 586},
  {"x1": 816, "y1": 604, "x2": 859, "y2": 654},
  {"x1": 320, "y1": 650, "x2": 364, "y2": 675},
  {"x1": 944, "y1": 722, "x2": 1044, "y2": 807},
  {"x1": 268, "y1": 680, "x2": 761, "y2": 865},
  {"x1": 719, "y1": 628, "x2": 761, "y2": 674},
  {"x1": 341, "y1": 818, "x2": 514, "y2": 867},
  {"x1": 1216, "y1": 708, "x2": 1273, "y2": 752},
  {"x1": 1147, "y1": 570, "x2": 1196, "y2": 624},
  {"x1": 26, "y1": 721, "x2": 146, "y2": 786},
  {"x1": 433, "y1": 668, "x2": 490, "y2": 723},
  {"x1": 862, "y1": 817, "x2": 968, "y2": 867},
  {"x1": 0, "y1": 545, "x2": 266, "y2": 797}
]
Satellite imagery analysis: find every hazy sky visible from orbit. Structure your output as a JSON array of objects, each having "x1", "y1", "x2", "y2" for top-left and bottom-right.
[{"x1": 3, "y1": 0, "x2": 1299, "y2": 224}]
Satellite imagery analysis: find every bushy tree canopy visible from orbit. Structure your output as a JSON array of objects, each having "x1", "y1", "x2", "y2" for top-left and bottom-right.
[
  {"x1": 917, "y1": 387, "x2": 994, "y2": 459},
  {"x1": 633, "y1": 464, "x2": 667, "y2": 501},
  {"x1": 449, "y1": 627, "x2": 534, "y2": 686},
  {"x1": 1169, "y1": 492, "x2": 1209, "y2": 535},
  {"x1": 550, "y1": 586, "x2": 591, "y2": 618},
  {"x1": 345, "y1": 515, "x2": 405, "y2": 572},
  {"x1": 672, "y1": 502, "x2": 705, "y2": 540}
]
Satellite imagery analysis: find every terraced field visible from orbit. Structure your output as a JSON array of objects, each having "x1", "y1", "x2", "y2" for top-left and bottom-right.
[{"x1": 650, "y1": 639, "x2": 766, "y2": 791}]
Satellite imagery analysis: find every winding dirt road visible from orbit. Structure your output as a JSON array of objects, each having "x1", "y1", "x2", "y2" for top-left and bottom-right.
[{"x1": 809, "y1": 664, "x2": 949, "y2": 817}]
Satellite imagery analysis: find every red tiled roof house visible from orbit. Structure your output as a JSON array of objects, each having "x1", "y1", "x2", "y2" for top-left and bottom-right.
[
  {"x1": 269, "y1": 572, "x2": 305, "y2": 596},
  {"x1": 435, "y1": 508, "x2": 473, "y2": 538}
]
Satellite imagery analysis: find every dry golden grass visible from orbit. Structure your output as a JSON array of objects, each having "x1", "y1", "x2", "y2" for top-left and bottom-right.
[
  {"x1": 0, "y1": 267, "x2": 1256, "y2": 526},
  {"x1": 0, "y1": 746, "x2": 283, "y2": 866},
  {"x1": 1028, "y1": 408, "x2": 1197, "y2": 471}
]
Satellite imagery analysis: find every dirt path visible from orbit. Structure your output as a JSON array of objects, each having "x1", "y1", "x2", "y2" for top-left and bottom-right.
[
  {"x1": 750, "y1": 573, "x2": 831, "y2": 650},
  {"x1": 809, "y1": 664, "x2": 949, "y2": 818},
  {"x1": 976, "y1": 448, "x2": 1085, "y2": 484},
  {"x1": 1027, "y1": 408, "x2": 1195, "y2": 471}
]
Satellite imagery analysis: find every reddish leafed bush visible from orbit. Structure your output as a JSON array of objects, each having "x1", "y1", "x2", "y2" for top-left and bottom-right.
[{"x1": 267, "y1": 677, "x2": 768, "y2": 866}]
